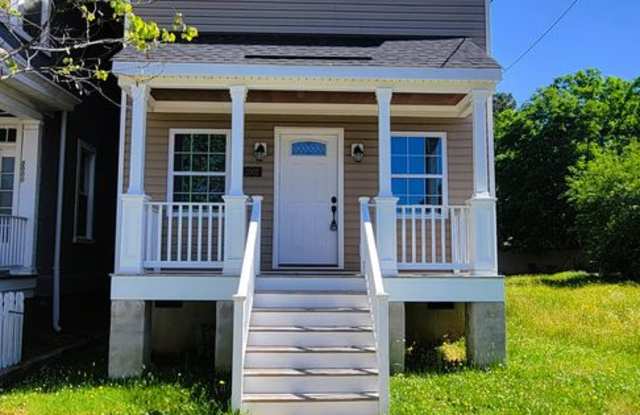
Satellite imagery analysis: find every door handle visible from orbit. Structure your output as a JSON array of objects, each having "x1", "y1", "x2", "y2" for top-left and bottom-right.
[{"x1": 330, "y1": 196, "x2": 338, "y2": 231}]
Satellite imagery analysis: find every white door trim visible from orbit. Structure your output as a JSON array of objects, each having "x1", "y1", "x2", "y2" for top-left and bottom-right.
[{"x1": 272, "y1": 127, "x2": 344, "y2": 270}]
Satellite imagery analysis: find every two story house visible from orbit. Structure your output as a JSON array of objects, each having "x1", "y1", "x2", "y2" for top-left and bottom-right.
[
  {"x1": 0, "y1": 0, "x2": 119, "y2": 368},
  {"x1": 109, "y1": 1, "x2": 504, "y2": 414}
]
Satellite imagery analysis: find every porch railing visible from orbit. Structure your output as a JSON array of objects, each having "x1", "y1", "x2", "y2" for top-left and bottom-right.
[
  {"x1": 0, "y1": 215, "x2": 28, "y2": 269},
  {"x1": 143, "y1": 202, "x2": 225, "y2": 269},
  {"x1": 231, "y1": 196, "x2": 262, "y2": 411},
  {"x1": 396, "y1": 205, "x2": 470, "y2": 271},
  {"x1": 359, "y1": 198, "x2": 390, "y2": 415}
]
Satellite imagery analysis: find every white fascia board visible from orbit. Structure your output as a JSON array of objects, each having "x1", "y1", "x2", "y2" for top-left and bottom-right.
[
  {"x1": 112, "y1": 61, "x2": 503, "y2": 83},
  {"x1": 0, "y1": 83, "x2": 43, "y2": 120},
  {"x1": 110, "y1": 275, "x2": 239, "y2": 301},
  {"x1": 385, "y1": 276, "x2": 504, "y2": 302}
]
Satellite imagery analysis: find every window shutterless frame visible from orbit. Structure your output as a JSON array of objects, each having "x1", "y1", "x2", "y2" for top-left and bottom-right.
[
  {"x1": 73, "y1": 140, "x2": 96, "y2": 243},
  {"x1": 391, "y1": 131, "x2": 448, "y2": 216},
  {"x1": 167, "y1": 128, "x2": 231, "y2": 209}
]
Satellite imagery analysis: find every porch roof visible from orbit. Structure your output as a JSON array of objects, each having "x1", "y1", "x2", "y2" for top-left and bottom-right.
[{"x1": 114, "y1": 37, "x2": 499, "y2": 70}]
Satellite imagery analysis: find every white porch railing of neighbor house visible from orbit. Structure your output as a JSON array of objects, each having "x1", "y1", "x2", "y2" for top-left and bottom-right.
[
  {"x1": 0, "y1": 291, "x2": 24, "y2": 369},
  {"x1": 0, "y1": 216, "x2": 28, "y2": 269},
  {"x1": 143, "y1": 202, "x2": 225, "y2": 269},
  {"x1": 231, "y1": 196, "x2": 262, "y2": 411},
  {"x1": 396, "y1": 205, "x2": 470, "y2": 271},
  {"x1": 359, "y1": 198, "x2": 390, "y2": 415}
]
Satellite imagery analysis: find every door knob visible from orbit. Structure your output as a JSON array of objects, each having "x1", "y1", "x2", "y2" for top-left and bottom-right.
[{"x1": 330, "y1": 205, "x2": 338, "y2": 231}]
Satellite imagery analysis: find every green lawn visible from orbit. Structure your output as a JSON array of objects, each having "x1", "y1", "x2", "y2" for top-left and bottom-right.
[
  {"x1": 0, "y1": 272, "x2": 638, "y2": 414},
  {"x1": 392, "y1": 272, "x2": 640, "y2": 414}
]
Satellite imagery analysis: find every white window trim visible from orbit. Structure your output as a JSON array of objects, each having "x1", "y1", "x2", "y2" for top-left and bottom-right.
[
  {"x1": 73, "y1": 140, "x2": 96, "y2": 243},
  {"x1": 8, "y1": 0, "x2": 51, "y2": 47},
  {"x1": 167, "y1": 128, "x2": 231, "y2": 207},
  {"x1": 391, "y1": 131, "x2": 449, "y2": 213}
]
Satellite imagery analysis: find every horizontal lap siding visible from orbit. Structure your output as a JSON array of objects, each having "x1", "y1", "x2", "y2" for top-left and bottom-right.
[
  {"x1": 123, "y1": 112, "x2": 473, "y2": 271},
  {"x1": 134, "y1": 0, "x2": 487, "y2": 49}
]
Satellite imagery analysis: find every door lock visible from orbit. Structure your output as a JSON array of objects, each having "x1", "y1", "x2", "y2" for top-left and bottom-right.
[{"x1": 330, "y1": 196, "x2": 338, "y2": 231}]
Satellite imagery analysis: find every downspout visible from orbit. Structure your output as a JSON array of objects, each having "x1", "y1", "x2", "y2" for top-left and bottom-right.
[{"x1": 53, "y1": 111, "x2": 67, "y2": 332}]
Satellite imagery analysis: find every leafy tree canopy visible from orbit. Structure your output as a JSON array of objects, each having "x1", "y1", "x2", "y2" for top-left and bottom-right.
[{"x1": 495, "y1": 69, "x2": 640, "y2": 252}]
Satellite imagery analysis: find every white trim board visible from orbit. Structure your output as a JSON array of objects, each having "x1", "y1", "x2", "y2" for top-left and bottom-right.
[
  {"x1": 272, "y1": 127, "x2": 345, "y2": 270},
  {"x1": 151, "y1": 101, "x2": 472, "y2": 118},
  {"x1": 113, "y1": 62, "x2": 502, "y2": 83},
  {"x1": 110, "y1": 275, "x2": 239, "y2": 301},
  {"x1": 386, "y1": 276, "x2": 504, "y2": 302}
]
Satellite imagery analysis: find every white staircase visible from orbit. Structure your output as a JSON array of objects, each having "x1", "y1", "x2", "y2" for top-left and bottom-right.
[{"x1": 241, "y1": 274, "x2": 380, "y2": 415}]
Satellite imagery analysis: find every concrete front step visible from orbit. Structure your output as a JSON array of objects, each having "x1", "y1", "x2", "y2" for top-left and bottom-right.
[
  {"x1": 251, "y1": 307, "x2": 371, "y2": 326},
  {"x1": 256, "y1": 275, "x2": 366, "y2": 292},
  {"x1": 253, "y1": 291, "x2": 369, "y2": 308},
  {"x1": 248, "y1": 325, "x2": 374, "y2": 347},
  {"x1": 245, "y1": 345, "x2": 377, "y2": 369},
  {"x1": 244, "y1": 367, "x2": 378, "y2": 394},
  {"x1": 243, "y1": 392, "x2": 379, "y2": 415}
]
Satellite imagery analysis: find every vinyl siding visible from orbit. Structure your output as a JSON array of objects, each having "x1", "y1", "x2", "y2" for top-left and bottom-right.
[
  {"x1": 123, "y1": 112, "x2": 473, "y2": 271},
  {"x1": 134, "y1": 0, "x2": 488, "y2": 49}
]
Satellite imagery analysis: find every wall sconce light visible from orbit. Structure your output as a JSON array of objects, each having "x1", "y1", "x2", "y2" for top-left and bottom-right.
[
  {"x1": 254, "y1": 142, "x2": 267, "y2": 161},
  {"x1": 351, "y1": 143, "x2": 365, "y2": 163}
]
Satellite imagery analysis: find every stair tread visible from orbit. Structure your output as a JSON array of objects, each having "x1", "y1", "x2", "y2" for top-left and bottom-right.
[
  {"x1": 256, "y1": 290, "x2": 367, "y2": 295},
  {"x1": 253, "y1": 306, "x2": 370, "y2": 313},
  {"x1": 244, "y1": 368, "x2": 379, "y2": 377},
  {"x1": 250, "y1": 325, "x2": 373, "y2": 332},
  {"x1": 243, "y1": 392, "x2": 379, "y2": 403},
  {"x1": 246, "y1": 345, "x2": 376, "y2": 353}
]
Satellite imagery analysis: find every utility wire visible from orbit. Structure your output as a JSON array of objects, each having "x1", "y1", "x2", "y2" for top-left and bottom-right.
[{"x1": 504, "y1": 0, "x2": 581, "y2": 72}]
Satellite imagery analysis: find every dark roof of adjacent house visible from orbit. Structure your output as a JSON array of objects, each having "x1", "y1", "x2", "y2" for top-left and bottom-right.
[{"x1": 114, "y1": 37, "x2": 500, "y2": 69}]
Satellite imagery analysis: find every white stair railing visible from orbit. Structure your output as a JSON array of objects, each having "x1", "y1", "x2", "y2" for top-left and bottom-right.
[
  {"x1": 359, "y1": 197, "x2": 390, "y2": 415},
  {"x1": 231, "y1": 195, "x2": 263, "y2": 411}
]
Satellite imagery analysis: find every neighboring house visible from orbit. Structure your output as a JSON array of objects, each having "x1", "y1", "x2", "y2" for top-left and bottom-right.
[
  {"x1": 0, "y1": 0, "x2": 119, "y2": 363},
  {"x1": 109, "y1": 1, "x2": 504, "y2": 414}
]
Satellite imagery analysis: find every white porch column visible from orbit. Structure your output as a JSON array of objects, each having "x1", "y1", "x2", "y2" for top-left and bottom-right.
[
  {"x1": 223, "y1": 86, "x2": 248, "y2": 275},
  {"x1": 375, "y1": 87, "x2": 398, "y2": 276},
  {"x1": 16, "y1": 120, "x2": 42, "y2": 274},
  {"x1": 467, "y1": 89, "x2": 498, "y2": 276},
  {"x1": 118, "y1": 84, "x2": 150, "y2": 274}
]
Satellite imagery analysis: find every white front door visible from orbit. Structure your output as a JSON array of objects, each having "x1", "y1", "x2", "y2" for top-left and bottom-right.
[{"x1": 276, "y1": 130, "x2": 341, "y2": 267}]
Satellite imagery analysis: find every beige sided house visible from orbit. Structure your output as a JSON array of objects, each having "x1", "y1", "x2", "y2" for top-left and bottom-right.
[{"x1": 109, "y1": 1, "x2": 504, "y2": 414}]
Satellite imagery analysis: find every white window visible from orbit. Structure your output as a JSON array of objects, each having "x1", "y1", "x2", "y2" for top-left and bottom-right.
[
  {"x1": 10, "y1": 0, "x2": 50, "y2": 41},
  {"x1": 391, "y1": 133, "x2": 447, "y2": 206},
  {"x1": 74, "y1": 141, "x2": 96, "y2": 242},
  {"x1": 168, "y1": 129, "x2": 230, "y2": 203},
  {"x1": 0, "y1": 156, "x2": 16, "y2": 216}
]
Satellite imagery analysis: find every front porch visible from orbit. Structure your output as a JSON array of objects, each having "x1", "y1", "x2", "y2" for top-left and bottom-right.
[{"x1": 114, "y1": 86, "x2": 499, "y2": 279}]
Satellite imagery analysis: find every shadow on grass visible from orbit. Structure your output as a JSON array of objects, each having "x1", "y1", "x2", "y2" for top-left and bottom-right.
[
  {"x1": 404, "y1": 339, "x2": 470, "y2": 375},
  {"x1": 2, "y1": 344, "x2": 232, "y2": 413},
  {"x1": 537, "y1": 272, "x2": 639, "y2": 289}
]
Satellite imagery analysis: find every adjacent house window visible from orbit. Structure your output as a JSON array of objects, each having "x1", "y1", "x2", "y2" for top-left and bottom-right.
[
  {"x1": 11, "y1": 0, "x2": 50, "y2": 40},
  {"x1": 0, "y1": 157, "x2": 16, "y2": 216},
  {"x1": 391, "y1": 133, "x2": 447, "y2": 206},
  {"x1": 169, "y1": 130, "x2": 229, "y2": 203},
  {"x1": 74, "y1": 141, "x2": 96, "y2": 242},
  {"x1": 0, "y1": 129, "x2": 17, "y2": 143}
]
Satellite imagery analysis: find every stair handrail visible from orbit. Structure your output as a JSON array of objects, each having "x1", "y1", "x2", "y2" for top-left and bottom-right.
[
  {"x1": 359, "y1": 197, "x2": 390, "y2": 415},
  {"x1": 231, "y1": 195, "x2": 263, "y2": 411}
]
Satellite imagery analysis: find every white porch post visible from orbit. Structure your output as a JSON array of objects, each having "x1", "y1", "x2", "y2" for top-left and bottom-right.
[
  {"x1": 16, "y1": 121, "x2": 42, "y2": 274},
  {"x1": 223, "y1": 86, "x2": 248, "y2": 275},
  {"x1": 467, "y1": 89, "x2": 498, "y2": 276},
  {"x1": 374, "y1": 87, "x2": 398, "y2": 276},
  {"x1": 118, "y1": 84, "x2": 150, "y2": 274}
]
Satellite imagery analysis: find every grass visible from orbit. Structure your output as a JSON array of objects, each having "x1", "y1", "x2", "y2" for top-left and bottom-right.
[
  {"x1": 0, "y1": 272, "x2": 638, "y2": 414},
  {"x1": 391, "y1": 272, "x2": 640, "y2": 414},
  {"x1": 0, "y1": 353, "x2": 234, "y2": 415}
]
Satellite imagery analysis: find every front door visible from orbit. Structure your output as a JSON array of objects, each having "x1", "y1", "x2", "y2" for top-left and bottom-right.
[{"x1": 276, "y1": 129, "x2": 341, "y2": 267}]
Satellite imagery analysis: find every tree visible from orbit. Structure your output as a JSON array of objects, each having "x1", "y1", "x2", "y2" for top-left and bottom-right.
[
  {"x1": 495, "y1": 70, "x2": 640, "y2": 252},
  {"x1": 567, "y1": 141, "x2": 640, "y2": 277},
  {"x1": 493, "y1": 92, "x2": 517, "y2": 114},
  {"x1": 0, "y1": 0, "x2": 198, "y2": 101}
]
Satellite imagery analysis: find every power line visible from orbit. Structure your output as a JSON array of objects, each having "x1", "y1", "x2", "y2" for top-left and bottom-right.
[{"x1": 504, "y1": 0, "x2": 581, "y2": 72}]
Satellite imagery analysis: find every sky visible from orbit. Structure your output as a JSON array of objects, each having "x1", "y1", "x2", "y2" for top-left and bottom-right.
[{"x1": 491, "y1": 0, "x2": 640, "y2": 105}]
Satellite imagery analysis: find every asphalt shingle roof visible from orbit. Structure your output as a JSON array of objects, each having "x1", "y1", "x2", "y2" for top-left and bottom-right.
[{"x1": 114, "y1": 38, "x2": 500, "y2": 69}]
